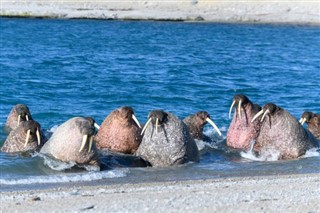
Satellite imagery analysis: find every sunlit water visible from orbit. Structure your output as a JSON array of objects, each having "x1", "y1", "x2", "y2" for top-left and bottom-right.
[{"x1": 0, "y1": 18, "x2": 319, "y2": 190}]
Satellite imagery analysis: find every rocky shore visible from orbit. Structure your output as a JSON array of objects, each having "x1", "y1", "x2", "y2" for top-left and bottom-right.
[{"x1": 1, "y1": 0, "x2": 319, "y2": 24}]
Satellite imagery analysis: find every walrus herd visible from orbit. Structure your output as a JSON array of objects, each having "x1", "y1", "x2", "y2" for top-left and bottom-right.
[{"x1": 1, "y1": 94, "x2": 319, "y2": 170}]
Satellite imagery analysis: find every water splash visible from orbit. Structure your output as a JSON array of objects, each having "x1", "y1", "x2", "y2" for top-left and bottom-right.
[
  {"x1": 240, "y1": 140, "x2": 281, "y2": 161},
  {"x1": 301, "y1": 148, "x2": 320, "y2": 158},
  {"x1": 0, "y1": 169, "x2": 128, "y2": 185}
]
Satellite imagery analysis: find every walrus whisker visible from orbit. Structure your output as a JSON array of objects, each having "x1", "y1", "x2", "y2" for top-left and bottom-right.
[
  {"x1": 24, "y1": 129, "x2": 31, "y2": 147},
  {"x1": 17, "y1": 115, "x2": 21, "y2": 127},
  {"x1": 94, "y1": 123, "x2": 100, "y2": 130},
  {"x1": 251, "y1": 109, "x2": 264, "y2": 123},
  {"x1": 88, "y1": 135, "x2": 93, "y2": 152},
  {"x1": 205, "y1": 118, "x2": 222, "y2": 136},
  {"x1": 79, "y1": 134, "x2": 88, "y2": 152},
  {"x1": 155, "y1": 118, "x2": 159, "y2": 133},
  {"x1": 141, "y1": 118, "x2": 152, "y2": 135},
  {"x1": 26, "y1": 115, "x2": 29, "y2": 121},
  {"x1": 229, "y1": 100, "x2": 235, "y2": 119},
  {"x1": 132, "y1": 114, "x2": 141, "y2": 128},
  {"x1": 261, "y1": 109, "x2": 270, "y2": 122},
  {"x1": 238, "y1": 100, "x2": 242, "y2": 119},
  {"x1": 36, "y1": 129, "x2": 41, "y2": 145}
]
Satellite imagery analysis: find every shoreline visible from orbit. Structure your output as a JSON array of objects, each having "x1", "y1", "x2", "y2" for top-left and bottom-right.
[
  {"x1": 1, "y1": 173, "x2": 319, "y2": 212},
  {"x1": 1, "y1": 1, "x2": 319, "y2": 25}
]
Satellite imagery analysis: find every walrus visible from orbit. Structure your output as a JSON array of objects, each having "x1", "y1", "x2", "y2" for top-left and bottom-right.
[
  {"x1": 1, "y1": 120, "x2": 46, "y2": 153},
  {"x1": 5, "y1": 104, "x2": 33, "y2": 131},
  {"x1": 183, "y1": 111, "x2": 222, "y2": 141},
  {"x1": 251, "y1": 103, "x2": 319, "y2": 160},
  {"x1": 94, "y1": 106, "x2": 142, "y2": 154},
  {"x1": 226, "y1": 94, "x2": 262, "y2": 150},
  {"x1": 40, "y1": 117, "x2": 100, "y2": 168},
  {"x1": 135, "y1": 110, "x2": 199, "y2": 167},
  {"x1": 300, "y1": 111, "x2": 320, "y2": 140}
]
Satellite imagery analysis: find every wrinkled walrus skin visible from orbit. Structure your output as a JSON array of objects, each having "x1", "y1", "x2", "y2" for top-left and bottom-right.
[
  {"x1": 253, "y1": 103, "x2": 319, "y2": 160},
  {"x1": 40, "y1": 117, "x2": 100, "y2": 168},
  {"x1": 226, "y1": 94, "x2": 262, "y2": 150},
  {"x1": 95, "y1": 106, "x2": 142, "y2": 154},
  {"x1": 1, "y1": 120, "x2": 46, "y2": 153},
  {"x1": 136, "y1": 110, "x2": 199, "y2": 167}
]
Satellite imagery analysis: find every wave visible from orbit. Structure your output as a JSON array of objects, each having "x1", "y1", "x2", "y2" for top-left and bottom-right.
[{"x1": 0, "y1": 169, "x2": 128, "y2": 185}]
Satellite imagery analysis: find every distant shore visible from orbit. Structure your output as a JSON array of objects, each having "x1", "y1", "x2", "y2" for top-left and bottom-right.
[
  {"x1": 1, "y1": 173, "x2": 319, "y2": 212},
  {"x1": 1, "y1": 0, "x2": 320, "y2": 24}
]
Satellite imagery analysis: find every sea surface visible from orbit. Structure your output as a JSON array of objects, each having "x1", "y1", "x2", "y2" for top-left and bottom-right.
[{"x1": 0, "y1": 18, "x2": 319, "y2": 191}]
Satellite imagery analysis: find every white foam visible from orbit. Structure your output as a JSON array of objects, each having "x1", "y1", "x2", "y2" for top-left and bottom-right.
[
  {"x1": 301, "y1": 148, "x2": 320, "y2": 158},
  {"x1": 195, "y1": 139, "x2": 217, "y2": 151},
  {"x1": 48, "y1": 125, "x2": 59, "y2": 133},
  {"x1": 0, "y1": 169, "x2": 128, "y2": 185},
  {"x1": 240, "y1": 141, "x2": 281, "y2": 162}
]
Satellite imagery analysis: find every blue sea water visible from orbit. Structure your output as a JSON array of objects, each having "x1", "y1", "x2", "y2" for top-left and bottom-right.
[{"x1": 0, "y1": 18, "x2": 319, "y2": 190}]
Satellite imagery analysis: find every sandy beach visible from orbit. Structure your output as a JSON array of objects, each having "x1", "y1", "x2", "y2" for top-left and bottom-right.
[
  {"x1": 1, "y1": 173, "x2": 319, "y2": 212},
  {"x1": 1, "y1": 0, "x2": 319, "y2": 24}
]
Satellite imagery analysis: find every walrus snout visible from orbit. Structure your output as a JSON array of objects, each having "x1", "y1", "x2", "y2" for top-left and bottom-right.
[
  {"x1": 78, "y1": 117, "x2": 97, "y2": 153},
  {"x1": 251, "y1": 103, "x2": 279, "y2": 123},
  {"x1": 22, "y1": 120, "x2": 41, "y2": 147},
  {"x1": 141, "y1": 110, "x2": 168, "y2": 135},
  {"x1": 299, "y1": 111, "x2": 314, "y2": 125},
  {"x1": 229, "y1": 94, "x2": 250, "y2": 119}
]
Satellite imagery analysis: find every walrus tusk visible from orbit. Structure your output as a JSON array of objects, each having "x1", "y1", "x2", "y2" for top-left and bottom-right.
[
  {"x1": 26, "y1": 115, "x2": 29, "y2": 121},
  {"x1": 94, "y1": 123, "x2": 100, "y2": 130},
  {"x1": 229, "y1": 100, "x2": 235, "y2": 119},
  {"x1": 36, "y1": 129, "x2": 41, "y2": 145},
  {"x1": 300, "y1": 118, "x2": 307, "y2": 125},
  {"x1": 206, "y1": 117, "x2": 222, "y2": 136},
  {"x1": 132, "y1": 114, "x2": 142, "y2": 128},
  {"x1": 17, "y1": 115, "x2": 21, "y2": 127},
  {"x1": 251, "y1": 109, "x2": 264, "y2": 123},
  {"x1": 141, "y1": 118, "x2": 152, "y2": 135},
  {"x1": 260, "y1": 109, "x2": 270, "y2": 122},
  {"x1": 88, "y1": 135, "x2": 93, "y2": 152},
  {"x1": 79, "y1": 134, "x2": 88, "y2": 152},
  {"x1": 24, "y1": 129, "x2": 31, "y2": 147},
  {"x1": 238, "y1": 100, "x2": 242, "y2": 118},
  {"x1": 155, "y1": 118, "x2": 159, "y2": 133}
]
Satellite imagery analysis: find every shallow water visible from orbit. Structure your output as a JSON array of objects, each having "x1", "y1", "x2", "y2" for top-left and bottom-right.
[{"x1": 0, "y1": 18, "x2": 319, "y2": 190}]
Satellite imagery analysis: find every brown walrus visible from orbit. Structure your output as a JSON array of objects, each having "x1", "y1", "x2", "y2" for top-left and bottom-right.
[
  {"x1": 5, "y1": 104, "x2": 33, "y2": 131},
  {"x1": 251, "y1": 103, "x2": 319, "y2": 160},
  {"x1": 300, "y1": 111, "x2": 320, "y2": 140},
  {"x1": 135, "y1": 110, "x2": 199, "y2": 167},
  {"x1": 94, "y1": 106, "x2": 142, "y2": 154},
  {"x1": 40, "y1": 117, "x2": 100, "y2": 168},
  {"x1": 1, "y1": 120, "x2": 46, "y2": 153},
  {"x1": 226, "y1": 94, "x2": 262, "y2": 150},
  {"x1": 183, "y1": 111, "x2": 222, "y2": 141}
]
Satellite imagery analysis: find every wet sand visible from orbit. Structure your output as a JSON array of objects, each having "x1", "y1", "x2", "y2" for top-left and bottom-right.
[
  {"x1": 1, "y1": 0, "x2": 319, "y2": 24},
  {"x1": 1, "y1": 173, "x2": 319, "y2": 212}
]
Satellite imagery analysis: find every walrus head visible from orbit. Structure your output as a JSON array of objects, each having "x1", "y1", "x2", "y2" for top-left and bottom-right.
[
  {"x1": 22, "y1": 120, "x2": 41, "y2": 147},
  {"x1": 251, "y1": 103, "x2": 282, "y2": 123},
  {"x1": 141, "y1": 110, "x2": 168, "y2": 135},
  {"x1": 229, "y1": 94, "x2": 251, "y2": 119},
  {"x1": 78, "y1": 117, "x2": 100, "y2": 153},
  {"x1": 299, "y1": 111, "x2": 315, "y2": 125},
  {"x1": 193, "y1": 111, "x2": 222, "y2": 136},
  {"x1": 15, "y1": 104, "x2": 33, "y2": 127},
  {"x1": 116, "y1": 106, "x2": 141, "y2": 128}
]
